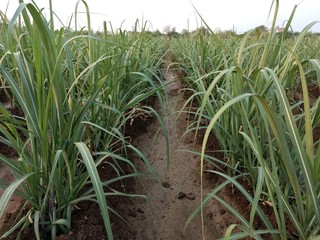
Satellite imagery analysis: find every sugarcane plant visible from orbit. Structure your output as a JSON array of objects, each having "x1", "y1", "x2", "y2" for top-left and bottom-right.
[
  {"x1": 0, "y1": 1, "x2": 167, "y2": 239},
  {"x1": 174, "y1": 0, "x2": 320, "y2": 238}
]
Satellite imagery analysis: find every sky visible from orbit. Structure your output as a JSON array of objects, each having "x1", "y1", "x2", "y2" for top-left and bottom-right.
[{"x1": 1, "y1": 0, "x2": 319, "y2": 33}]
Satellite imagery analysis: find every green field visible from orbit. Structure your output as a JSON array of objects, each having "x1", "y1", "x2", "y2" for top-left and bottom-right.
[{"x1": 0, "y1": 1, "x2": 320, "y2": 239}]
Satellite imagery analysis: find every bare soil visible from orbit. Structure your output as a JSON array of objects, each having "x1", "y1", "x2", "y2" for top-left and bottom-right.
[{"x1": 112, "y1": 66, "x2": 240, "y2": 240}]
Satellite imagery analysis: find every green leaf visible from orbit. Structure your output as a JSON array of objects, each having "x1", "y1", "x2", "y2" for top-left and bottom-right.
[
  {"x1": 75, "y1": 142, "x2": 113, "y2": 240},
  {"x1": 0, "y1": 173, "x2": 34, "y2": 219}
]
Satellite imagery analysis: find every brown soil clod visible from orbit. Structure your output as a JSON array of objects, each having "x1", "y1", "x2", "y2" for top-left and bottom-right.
[
  {"x1": 177, "y1": 192, "x2": 187, "y2": 199},
  {"x1": 186, "y1": 192, "x2": 196, "y2": 200},
  {"x1": 162, "y1": 181, "x2": 171, "y2": 188}
]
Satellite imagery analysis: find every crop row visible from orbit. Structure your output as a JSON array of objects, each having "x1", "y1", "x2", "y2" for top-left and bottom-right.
[
  {"x1": 0, "y1": 2, "x2": 167, "y2": 239},
  {"x1": 173, "y1": 2, "x2": 320, "y2": 239}
]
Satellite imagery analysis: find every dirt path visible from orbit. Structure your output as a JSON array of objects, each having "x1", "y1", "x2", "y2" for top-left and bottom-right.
[{"x1": 119, "y1": 64, "x2": 237, "y2": 239}]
